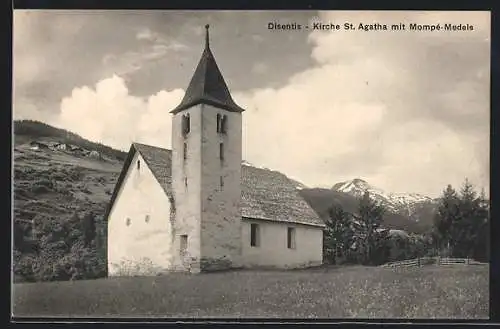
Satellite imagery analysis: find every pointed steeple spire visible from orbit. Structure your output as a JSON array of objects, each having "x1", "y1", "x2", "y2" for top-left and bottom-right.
[{"x1": 170, "y1": 24, "x2": 245, "y2": 114}]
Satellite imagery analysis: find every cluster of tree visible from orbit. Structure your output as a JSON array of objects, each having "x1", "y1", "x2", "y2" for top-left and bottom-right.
[
  {"x1": 432, "y1": 179, "x2": 489, "y2": 262},
  {"x1": 323, "y1": 192, "x2": 392, "y2": 266},
  {"x1": 323, "y1": 178, "x2": 489, "y2": 266},
  {"x1": 13, "y1": 211, "x2": 107, "y2": 282}
]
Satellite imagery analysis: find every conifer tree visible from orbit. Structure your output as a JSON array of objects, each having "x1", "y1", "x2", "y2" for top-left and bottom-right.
[
  {"x1": 355, "y1": 192, "x2": 386, "y2": 265},
  {"x1": 474, "y1": 187, "x2": 490, "y2": 261},
  {"x1": 454, "y1": 179, "x2": 489, "y2": 258},
  {"x1": 324, "y1": 205, "x2": 354, "y2": 264},
  {"x1": 454, "y1": 179, "x2": 477, "y2": 257},
  {"x1": 434, "y1": 179, "x2": 489, "y2": 259},
  {"x1": 433, "y1": 184, "x2": 460, "y2": 255}
]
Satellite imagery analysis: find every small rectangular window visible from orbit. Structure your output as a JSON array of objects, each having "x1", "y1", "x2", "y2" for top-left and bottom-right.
[
  {"x1": 216, "y1": 113, "x2": 221, "y2": 133},
  {"x1": 250, "y1": 223, "x2": 259, "y2": 247},
  {"x1": 220, "y1": 176, "x2": 224, "y2": 190},
  {"x1": 180, "y1": 235, "x2": 188, "y2": 254},
  {"x1": 137, "y1": 160, "x2": 141, "y2": 170},
  {"x1": 219, "y1": 143, "x2": 224, "y2": 161},
  {"x1": 183, "y1": 142, "x2": 187, "y2": 160},
  {"x1": 287, "y1": 227, "x2": 296, "y2": 249}
]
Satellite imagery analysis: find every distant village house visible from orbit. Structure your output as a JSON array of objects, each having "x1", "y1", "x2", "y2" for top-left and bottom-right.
[
  {"x1": 29, "y1": 141, "x2": 49, "y2": 150},
  {"x1": 88, "y1": 150, "x2": 102, "y2": 159},
  {"x1": 68, "y1": 144, "x2": 84, "y2": 152}
]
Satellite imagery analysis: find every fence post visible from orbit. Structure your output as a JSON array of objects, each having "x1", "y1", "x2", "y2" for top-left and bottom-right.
[
  {"x1": 417, "y1": 257, "x2": 421, "y2": 267},
  {"x1": 436, "y1": 256, "x2": 440, "y2": 266},
  {"x1": 466, "y1": 257, "x2": 470, "y2": 265}
]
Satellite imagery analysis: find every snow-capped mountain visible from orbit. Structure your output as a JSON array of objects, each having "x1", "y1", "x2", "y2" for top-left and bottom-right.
[{"x1": 331, "y1": 178, "x2": 435, "y2": 221}]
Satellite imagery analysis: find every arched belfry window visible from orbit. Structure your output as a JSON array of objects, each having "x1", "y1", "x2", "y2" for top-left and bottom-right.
[
  {"x1": 221, "y1": 115, "x2": 228, "y2": 134},
  {"x1": 182, "y1": 114, "x2": 191, "y2": 137},
  {"x1": 217, "y1": 114, "x2": 228, "y2": 134}
]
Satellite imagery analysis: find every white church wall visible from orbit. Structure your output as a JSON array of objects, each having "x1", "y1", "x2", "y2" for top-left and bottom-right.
[
  {"x1": 199, "y1": 104, "x2": 243, "y2": 270},
  {"x1": 107, "y1": 151, "x2": 172, "y2": 276},
  {"x1": 241, "y1": 219, "x2": 323, "y2": 269},
  {"x1": 171, "y1": 106, "x2": 203, "y2": 273}
]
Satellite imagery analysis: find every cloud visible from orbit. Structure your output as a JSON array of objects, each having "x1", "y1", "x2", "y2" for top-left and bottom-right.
[
  {"x1": 136, "y1": 27, "x2": 157, "y2": 41},
  {"x1": 52, "y1": 11, "x2": 489, "y2": 197},
  {"x1": 102, "y1": 28, "x2": 189, "y2": 77},
  {"x1": 54, "y1": 75, "x2": 183, "y2": 151},
  {"x1": 372, "y1": 119, "x2": 486, "y2": 194},
  {"x1": 13, "y1": 10, "x2": 88, "y2": 85},
  {"x1": 251, "y1": 34, "x2": 264, "y2": 42},
  {"x1": 236, "y1": 11, "x2": 490, "y2": 196},
  {"x1": 189, "y1": 25, "x2": 204, "y2": 36},
  {"x1": 251, "y1": 62, "x2": 269, "y2": 75}
]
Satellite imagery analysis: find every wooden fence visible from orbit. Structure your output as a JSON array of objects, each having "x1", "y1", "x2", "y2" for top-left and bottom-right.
[{"x1": 381, "y1": 257, "x2": 487, "y2": 268}]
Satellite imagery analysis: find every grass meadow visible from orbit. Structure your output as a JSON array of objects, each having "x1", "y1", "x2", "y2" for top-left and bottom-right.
[{"x1": 13, "y1": 264, "x2": 489, "y2": 319}]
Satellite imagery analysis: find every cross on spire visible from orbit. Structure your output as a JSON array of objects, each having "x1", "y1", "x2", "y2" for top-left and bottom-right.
[{"x1": 205, "y1": 24, "x2": 210, "y2": 48}]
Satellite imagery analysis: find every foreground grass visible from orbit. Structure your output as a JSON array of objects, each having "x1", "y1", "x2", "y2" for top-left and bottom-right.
[{"x1": 13, "y1": 265, "x2": 489, "y2": 319}]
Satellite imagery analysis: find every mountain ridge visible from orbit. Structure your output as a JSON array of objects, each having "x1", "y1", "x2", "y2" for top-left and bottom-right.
[{"x1": 331, "y1": 178, "x2": 437, "y2": 222}]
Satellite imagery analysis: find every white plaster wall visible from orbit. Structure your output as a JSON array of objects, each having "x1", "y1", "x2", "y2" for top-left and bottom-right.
[
  {"x1": 241, "y1": 219, "x2": 323, "y2": 268},
  {"x1": 107, "y1": 152, "x2": 172, "y2": 276},
  {"x1": 199, "y1": 104, "x2": 243, "y2": 270},
  {"x1": 171, "y1": 106, "x2": 203, "y2": 272}
]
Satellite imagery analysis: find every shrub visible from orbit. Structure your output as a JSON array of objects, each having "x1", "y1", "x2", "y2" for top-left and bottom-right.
[
  {"x1": 50, "y1": 171, "x2": 67, "y2": 181},
  {"x1": 14, "y1": 254, "x2": 38, "y2": 283},
  {"x1": 31, "y1": 185, "x2": 51, "y2": 194},
  {"x1": 13, "y1": 210, "x2": 108, "y2": 283}
]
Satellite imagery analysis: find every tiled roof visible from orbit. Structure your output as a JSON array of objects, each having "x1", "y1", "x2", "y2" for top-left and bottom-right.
[
  {"x1": 133, "y1": 143, "x2": 173, "y2": 198},
  {"x1": 241, "y1": 165, "x2": 324, "y2": 227},
  {"x1": 105, "y1": 143, "x2": 324, "y2": 228},
  {"x1": 170, "y1": 25, "x2": 245, "y2": 114}
]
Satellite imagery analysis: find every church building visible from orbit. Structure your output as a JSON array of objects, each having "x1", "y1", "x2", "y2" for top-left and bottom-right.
[{"x1": 106, "y1": 25, "x2": 325, "y2": 275}]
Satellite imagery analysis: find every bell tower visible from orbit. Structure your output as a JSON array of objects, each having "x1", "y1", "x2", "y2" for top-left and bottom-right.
[{"x1": 170, "y1": 25, "x2": 245, "y2": 272}]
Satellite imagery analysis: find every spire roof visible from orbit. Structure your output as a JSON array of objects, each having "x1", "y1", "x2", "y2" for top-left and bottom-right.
[{"x1": 170, "y1": 24, "x2": 245, "y2": 114}]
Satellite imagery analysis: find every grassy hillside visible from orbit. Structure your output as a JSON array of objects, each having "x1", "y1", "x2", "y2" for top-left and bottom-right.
[
  {"x1": 14, "y1": 120, "x2": 127, "y2": 161},
  {"x1": 14, "y1": 145, "x2": 122, "y2": 223},
  {"x1": 13, "y1": 265, "x2": 489, "y2": 318},
  {"x1": 299, "y1": 188, "x2": 432, "y2": 234},
  {"x1": 13, "y1": 120, "x2": 125, "y2": 221}
]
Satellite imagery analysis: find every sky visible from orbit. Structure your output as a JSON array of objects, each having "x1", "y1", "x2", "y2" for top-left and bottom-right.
[{"x1": 13, "y1": 10, "x2": 490, "y2": 197}]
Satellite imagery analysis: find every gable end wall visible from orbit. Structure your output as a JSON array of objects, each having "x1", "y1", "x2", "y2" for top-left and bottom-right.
[{"x1": 107, "y1": 152, "x2": 172, "y2": 276}]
